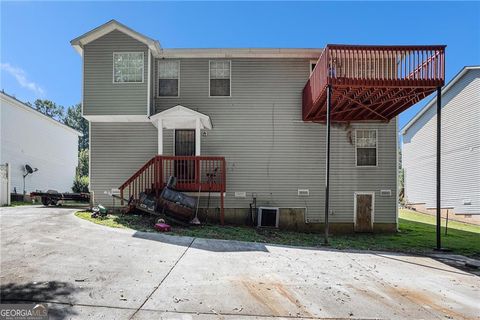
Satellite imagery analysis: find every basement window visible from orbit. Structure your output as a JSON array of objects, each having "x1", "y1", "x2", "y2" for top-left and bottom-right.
[
  {"x1": 113, "y1": 52, "x2": 144, "y2": 83},
  {"x1": 158, "y1": 60, "x2": 180, "y2": 97},
  {"x1": 356, "y1": 129, "x2": 377, "y2": 166},
  {"x1": 209, "y1": 60, "x2": 231, "y2": 97}
]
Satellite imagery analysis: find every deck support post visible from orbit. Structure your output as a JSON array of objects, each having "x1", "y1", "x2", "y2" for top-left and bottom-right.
[
  {"x1": 324, "y1": 85, "x2": 332, "y2": 245},
  {"x1": 436, "y1": 86, "x2": 442, "y2": 250}
]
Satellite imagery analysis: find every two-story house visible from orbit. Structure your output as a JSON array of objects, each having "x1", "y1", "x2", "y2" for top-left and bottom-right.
[{"x1": 71, "y1": 20, "x2": 445, "y2": 232}]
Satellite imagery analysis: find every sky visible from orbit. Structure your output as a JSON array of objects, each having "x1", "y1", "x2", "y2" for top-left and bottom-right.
[{"x1": 1, "y1": 1, "x2": 479, "y2": 130}]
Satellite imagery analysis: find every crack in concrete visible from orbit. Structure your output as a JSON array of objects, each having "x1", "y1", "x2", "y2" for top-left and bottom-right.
[
  {"x1": 0, "y1": 298, "x2": 385, "y2": 319},
  {"x1": 128, "y1": 236, "x2": 196, "y2": 319}
]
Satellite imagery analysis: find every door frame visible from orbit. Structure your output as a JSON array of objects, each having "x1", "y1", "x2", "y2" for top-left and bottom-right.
[
  {"x1": 353, "y1": 191, "x2": 375, "y2": 231},
  {"x1": 173, "y1": 129, "x2": 196, "y2": 156}
]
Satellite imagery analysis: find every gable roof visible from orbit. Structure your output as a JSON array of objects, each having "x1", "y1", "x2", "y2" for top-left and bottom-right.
[
  {"x1": 150, "y1": 105, "x2": 212, "y2": 130},
  {"x1": 0, "y1": 91, "x2": 82, "y2": 136},
  {"x1": 70, "y1": 19, "x2": 161, "y2": 56},
  {"x1": 71, "y1": 20, "x2": 323, "y2": 59},
  {"x1": 400, "y1": 66, "x2": 480, "y2": 135}
]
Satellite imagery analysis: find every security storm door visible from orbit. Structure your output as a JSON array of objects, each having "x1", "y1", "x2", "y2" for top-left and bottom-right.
[
  {"x1": 175, "y1": 130, "x2": 195, "y2": 181},
  {"x1": 355, "y1": 192, "x2": 374, "y2": 232}
]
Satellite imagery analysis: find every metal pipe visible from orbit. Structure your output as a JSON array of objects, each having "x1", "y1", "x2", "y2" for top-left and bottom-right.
[
  {"x1": 436, "y1": 86, "x2": 442, "y2": 250},
  {"x1": 324, "y1": 85, "x2": 332, "y2": 245}
]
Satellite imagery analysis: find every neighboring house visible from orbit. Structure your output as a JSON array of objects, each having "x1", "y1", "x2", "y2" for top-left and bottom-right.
[
  {"x1": 0, "y1": 92, "x2": 81, "y2": 196},
  {"x1": 70, "y1": 20, "x2": 445, "y2": 232},
  {"x1": 402, "y1": 66, "x2": 480, "y2": 221}
]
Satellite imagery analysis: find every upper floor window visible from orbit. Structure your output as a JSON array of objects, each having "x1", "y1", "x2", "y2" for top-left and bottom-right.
[
  {"x1": 209, "y1": 60, "x2": 231, "y2": 97},
  {"x1": 310, "y1": 61, "x2": 317, "y2": 74},
  {"x1": 113, "y1": 52, "x2": 144, "y2": 83},
  {"x1": 356, "y1": 129, "x2": 377, "y2": 166},
  {"x1": 158, "y1": 60, "x2": 180, "y2": 97}
]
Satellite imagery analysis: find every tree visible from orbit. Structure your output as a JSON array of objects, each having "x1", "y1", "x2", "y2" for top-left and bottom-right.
[
  {"x1": 63, "y1": 103, "x2": 89, "y2": 150},
  {"x1": 76, "y1": 149, "x2": 89, "y2": 177},
  {"x1": 33, "y1": 99, "x2": 64, "y2": 121}
]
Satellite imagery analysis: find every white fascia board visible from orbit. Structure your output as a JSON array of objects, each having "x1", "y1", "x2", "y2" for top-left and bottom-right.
[
  {"x1": 158, "y1": 48, "x2": 323, "y2": 59},
  {"x1": 0, "y1": 92, "x2": 82, "y2": 136},
  {"x1": 150, "y1": 105, "x2": 212, "y2": 129},
  {"x1": 401, "y1": 66, "x2": 480, "y2": 135},
  {"x1": 83, "y1": 115, "x2": 150, "y2": 122},
  {"x1": 71, "y1": 20, "x2": 161, "y2": 57}
]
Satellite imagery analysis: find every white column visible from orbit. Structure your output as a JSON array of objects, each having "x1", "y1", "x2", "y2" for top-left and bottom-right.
[
  {"x1": 195, "y1": 118, "x2": 201, "y2": 156},
  {"x1": 157, "y1": 119, "x2": 163, "y2": 155}
]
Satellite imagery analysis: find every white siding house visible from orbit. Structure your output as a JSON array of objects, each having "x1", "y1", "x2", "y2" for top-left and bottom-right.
[
  {"x1": 0, "y1": 92, "x2": 81, "y2": 197},
  {"x1": 401, "y1": 66, "x2": 480, "y2": 217}
]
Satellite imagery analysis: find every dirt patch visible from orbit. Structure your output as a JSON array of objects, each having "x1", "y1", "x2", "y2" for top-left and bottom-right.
[
  {"x1": 239, "y1": 278, "x2": 312, "y2": 317},
  {"x1": 389, "y1": 287, "x2": 471, "y2": 320}
]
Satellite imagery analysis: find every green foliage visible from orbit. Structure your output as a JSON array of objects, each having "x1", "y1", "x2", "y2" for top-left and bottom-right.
[
  {"x1": 75, "y1": 209, "x2": 480, "y2": 257},
  {"x1": 32, "y1": 99, "x2": 64, "y2": 121},
  {"x1": 76, "y1": 149, "x2": 89, "y2": 177},
  {"x1": 72, "y1": 175, "x2": 89, "y2": 193},
  {"x1": 63, "y1": 103, "x2": 89, "y2": 150}
]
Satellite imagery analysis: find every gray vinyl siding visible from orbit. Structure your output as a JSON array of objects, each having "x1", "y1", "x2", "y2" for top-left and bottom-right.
[
  {"x1": 83, "y1": 30, "x2": 148, "y2": 115},
  {"x1": 403, "y1": 68, "x2": 480, "y2": 214},
  {"x1": 153, "y1": 58, "x2": 397, "y2": 223},
  {"x1": 90, "y1": 122, "x2": 157, "y2": 205}
]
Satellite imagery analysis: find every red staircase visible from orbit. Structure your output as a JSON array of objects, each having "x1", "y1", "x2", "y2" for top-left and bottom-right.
[{"x1": 119, "y1": 156, "x2": 226, "y2": 224}]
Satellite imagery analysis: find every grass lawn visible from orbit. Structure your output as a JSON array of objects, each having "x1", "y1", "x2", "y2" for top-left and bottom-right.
[
  {"x1": 3, "y1": 201, "x2": 35, "y2": 207},
  {"x1": 75, "y1": 209, "x2": 480, "y2": 257}
]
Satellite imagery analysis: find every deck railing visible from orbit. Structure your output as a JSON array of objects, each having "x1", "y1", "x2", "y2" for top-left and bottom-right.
[
  {"x1": 119, "y1": 156, "x2": 226, "y2": 203},
  {"x1": 303, "y1": 45, "x2": 446, "y2": 120}
]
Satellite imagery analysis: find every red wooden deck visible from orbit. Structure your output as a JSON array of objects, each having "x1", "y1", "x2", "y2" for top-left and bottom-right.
[{"x1": 303, "y1": 45, "x2": 446, "y2": 122}]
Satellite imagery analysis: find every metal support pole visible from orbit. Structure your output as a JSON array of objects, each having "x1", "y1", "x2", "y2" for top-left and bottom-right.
[
  {"x1": 324, "y1": 85, "x2": 332, "y2": 245},
  {"x1": 436, "y1": 86, "x2": 442, "y2": 250}
]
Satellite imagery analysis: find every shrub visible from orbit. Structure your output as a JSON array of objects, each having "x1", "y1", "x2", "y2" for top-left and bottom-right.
[{"x1": 72, "y1": 175, "x2": 89, "y2": 193}]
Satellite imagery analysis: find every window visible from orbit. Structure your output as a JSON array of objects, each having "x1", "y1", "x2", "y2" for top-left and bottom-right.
[
  {"x1": 209, "y1": 60, "x2": 231, "y2": 97},
  {"x1": 356, "y1": 129, "x2": 377, "y2": 166},
  {"x1": 310, "y1": 61, "x2": 317, "y2": 74},
  {"x1": 113, "y1": 52, "x2": 144, "y2": 83},
  {"x1": 158, "y1": 60, "x2": 180, "y2": 97}
]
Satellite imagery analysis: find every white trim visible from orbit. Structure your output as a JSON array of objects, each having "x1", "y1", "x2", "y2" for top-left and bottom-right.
[
  {"x1": 395, "y1": 117, "x2": 399, "y2": 230},
  {"x1": 112, "y1": 52, "x2": 145, "y2": 84},
  {"x1": 159, "y1": 48, "x2": 323, "y2": 59},
  {"x1": 147, "y1": 49, "x2": 151, "y2": 116},
  {"x1": 157, "y1": 60, "x2": 180, "y2": 98},
  {"x1": 83, "y1": 115, "x2": 150, "y2": 122},
  {"x1": 401, "y1": 66, "x2": 480, "y2": 135},
  {"x1": 71, "y1": 19, "x2": 161, "y2": 57},
  {"x1": 88, "y1": 121, "x2": 91, "y2": 192},
  {"x1": 355, "y1": 129, "x2": 378, "y2": 167},
  {"x1": 0, "y1": 92, "x2": 82, "y2": 136},
  {"x1": 81, "y1": 52, "x2": 84, "y2": 116},
  {"x1": 209, "y1": 60, "x2": 232, "y2": 98},
  {"x1": 71, "y1": 20, "x2": 324, "y2": 59},
  {"x1": 195, "y1": 118, "x2": 201, "y2": 156},
  {"x1": 353, "y1": 191, "x2": 375, "y2": 231},
  {"x1": 157, "y1": 119, "x2": 163, "y2": 155},
  {"x1": 150, "y1": 105, "x2": 212, "y2": 130}
]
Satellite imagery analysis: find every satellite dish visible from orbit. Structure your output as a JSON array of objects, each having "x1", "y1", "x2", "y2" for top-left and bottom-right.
[{"x1": 25, "y1": 164, "x2": 34, "y2": 174}]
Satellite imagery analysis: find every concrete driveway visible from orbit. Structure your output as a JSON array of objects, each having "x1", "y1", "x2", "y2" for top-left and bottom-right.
[{"x1": 1, "y1": 206, "x2": 479, "y2": 319}]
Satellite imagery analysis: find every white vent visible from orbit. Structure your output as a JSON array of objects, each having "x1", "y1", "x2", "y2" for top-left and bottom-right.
[
  {"x1": 463, "y1": 199, "x2": 472, "y2": 205},
  {"x1": 298, "y1": 189, "x2": 310, "y2": 197},
  {"x1": 257, "y1": 207, "x2": 279, "y2": 228},
  {"x1": 380, "y1": 189, "x2": 392, "y2": 197},
  {"x1": 234, "y1": 191, "x2": 246, "y2": 198}
]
